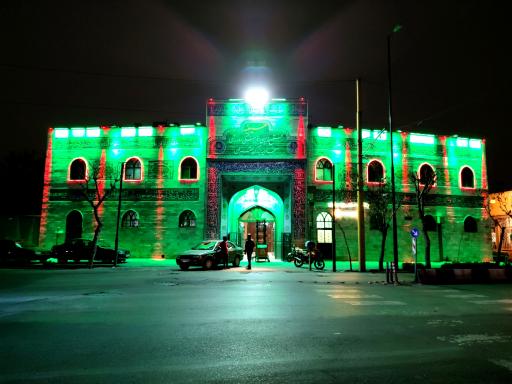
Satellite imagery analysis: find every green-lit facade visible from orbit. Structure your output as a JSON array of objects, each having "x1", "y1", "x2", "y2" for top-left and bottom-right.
[{"x1": 39, "y1": 98, "x2": 491, "y2": 263}]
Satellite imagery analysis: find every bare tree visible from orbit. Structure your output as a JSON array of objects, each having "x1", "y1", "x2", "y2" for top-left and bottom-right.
[
  {"x1": 366, "y1": 181, "x2": 401, "y2": 271},
  {"x1": 411, "y1": 168, "x2": 437, "y2": 268},
  {"x1": 81, "y1": 161, "x2": 119, "y2": 268}
]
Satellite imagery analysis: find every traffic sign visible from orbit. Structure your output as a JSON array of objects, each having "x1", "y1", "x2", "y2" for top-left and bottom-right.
[{"x1": 410, "y1": 227, "x2": 419, "y2": 238}]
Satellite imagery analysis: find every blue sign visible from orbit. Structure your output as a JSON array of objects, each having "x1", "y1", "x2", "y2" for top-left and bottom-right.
[{"x1": 410, "y1": 228, "x2": 420, "y2": 238}]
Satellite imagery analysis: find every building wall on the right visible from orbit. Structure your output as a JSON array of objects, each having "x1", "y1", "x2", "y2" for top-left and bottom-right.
[{"x1": 307, "y1": 126, "x2": 491, "y2": 263}]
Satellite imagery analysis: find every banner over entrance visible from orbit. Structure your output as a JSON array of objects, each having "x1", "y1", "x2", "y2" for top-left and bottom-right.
[{"x1": 206, "y1": 98, "x2": 307, "y2": 159}]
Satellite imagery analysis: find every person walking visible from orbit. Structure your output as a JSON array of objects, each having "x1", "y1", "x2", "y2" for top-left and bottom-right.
[
  {"x1": 220, "y1": 236, "x2": 229, "y2": 269},
  {"x1": 244, "y1": 234, "x2": 255, "y2": 270}
]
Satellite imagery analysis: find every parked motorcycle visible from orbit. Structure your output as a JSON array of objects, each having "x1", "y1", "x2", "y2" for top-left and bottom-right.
[
  {"x1": 286, "y1": 245, "x2": 304, "y2": 262},
  {"x1": 288, "y1": 245, "x2": 325, "y2": 270}
]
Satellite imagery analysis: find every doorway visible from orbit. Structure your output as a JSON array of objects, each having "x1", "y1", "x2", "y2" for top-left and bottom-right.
[
  {"x1": 65, "y1": 210, "x2": 83, "y2": 242},
  {"x1": 239, "y1": 207, "x2": 275, "y2": 259},
  {"x1": 227, "y1": 185, "x2": 285, "y2": 259}
]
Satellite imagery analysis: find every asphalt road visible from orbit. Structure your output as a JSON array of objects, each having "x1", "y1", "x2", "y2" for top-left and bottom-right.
[{"x1": 0, "y1": 264, "x2": 511, "y2": 383}]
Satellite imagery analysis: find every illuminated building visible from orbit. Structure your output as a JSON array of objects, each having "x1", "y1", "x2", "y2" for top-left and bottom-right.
[
  {"x1": 39, "y1": 98, "x2": 490, "y2": 263},
  {"x1": 489, "y1": 191, "x2": 512, "y2": 259}
]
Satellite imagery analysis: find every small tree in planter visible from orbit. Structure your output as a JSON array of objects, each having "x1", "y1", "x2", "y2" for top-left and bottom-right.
[{"x1": 411, "y1": 166, "x2": 437, "y2": 268}]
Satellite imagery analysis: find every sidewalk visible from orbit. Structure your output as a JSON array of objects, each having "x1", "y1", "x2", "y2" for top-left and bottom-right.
[
  {"x1": 121, "y1": 257, "x2": 416, "y2": 283},
  {"x1": 123, "y1": 257, "x2": 362, "y2": 270}
]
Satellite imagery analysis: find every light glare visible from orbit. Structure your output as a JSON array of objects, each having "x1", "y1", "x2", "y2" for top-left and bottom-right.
[{"x1": 244, "y1": 87, "x2": 269, "y2": 108}]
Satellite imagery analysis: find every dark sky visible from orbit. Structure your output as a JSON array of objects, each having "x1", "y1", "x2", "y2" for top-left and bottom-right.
[{"x1": 1, "y1": 0, "x2": 510, "y2": 192}]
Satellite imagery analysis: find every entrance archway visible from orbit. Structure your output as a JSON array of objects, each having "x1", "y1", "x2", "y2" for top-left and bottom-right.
[
  {"x1": 65, "y1": 210, "x2": 83, "y2": 241},
  {"x1": 227, "y1": 185, "x2": 284, "y2": 260}
]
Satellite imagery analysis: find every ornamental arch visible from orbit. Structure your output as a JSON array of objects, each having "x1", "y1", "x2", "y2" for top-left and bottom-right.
[{"x1": 227, "y1": 185, "x2": 283, "y2": 259}]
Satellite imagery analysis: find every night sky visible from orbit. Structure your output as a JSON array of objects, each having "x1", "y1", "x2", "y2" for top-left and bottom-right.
[{"x1": 1, "y1": 0, "x2": 510, "y2": 210}]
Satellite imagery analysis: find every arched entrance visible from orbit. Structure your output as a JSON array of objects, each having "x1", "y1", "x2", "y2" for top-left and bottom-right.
[
  {"x1": 65, "y1": 210, "x2": 83, "y2": 242},
  {"x1": 227, "y1": 185, "x2": 284, "y2": 260},
  {"x1": 239, "y1": 207, "x2": 276, "y2": 260}
]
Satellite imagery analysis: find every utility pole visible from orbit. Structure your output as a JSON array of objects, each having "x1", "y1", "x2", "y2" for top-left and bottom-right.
[
  {"x1": 388, "y1": 25, "x2": 402, "y2": 268},
  {"x1": 356, "y1": 78, "x2": 366, "y2": 272}
]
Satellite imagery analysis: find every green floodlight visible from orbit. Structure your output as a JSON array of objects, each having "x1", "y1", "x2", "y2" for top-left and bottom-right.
[{"x1": 244, "y1": 87, "x2": 270, "y2": 109}]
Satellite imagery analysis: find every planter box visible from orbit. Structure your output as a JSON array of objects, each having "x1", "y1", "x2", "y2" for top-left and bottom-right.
[
  {"x1": 419, "y1": 267, "x2": 512, "y2": 284},
  {"x1": 418, "y1": 269, "x2": 437, "y2": 284},
  {"x1": 488, "y1": 269, "x2": 507, "y2": 281},
  {"x1": 453, "y1": 269, "x2": 472, "y2": 281}
]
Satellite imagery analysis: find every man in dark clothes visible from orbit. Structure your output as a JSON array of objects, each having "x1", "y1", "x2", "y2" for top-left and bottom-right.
[
  {"x1": 220, "y1": 236, "x2": 229, "y2": 269},
  {"x1": 245, "y1": 234, "x2": 255, "y2": 270}
]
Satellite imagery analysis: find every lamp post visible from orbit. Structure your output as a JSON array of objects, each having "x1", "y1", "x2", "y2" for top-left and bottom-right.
[
  {"x1": 114, "y1": 162, "x2": 125, "y2": 267},
  {"x1": 356, "y1": 78, "x2": 366, "y2": 272},
  {"x1": 387, "y1": 25, "x2": 402, "y2": 268},
  {"x1": 332, "y1": 163, "x2": 336, "y2": 272}
]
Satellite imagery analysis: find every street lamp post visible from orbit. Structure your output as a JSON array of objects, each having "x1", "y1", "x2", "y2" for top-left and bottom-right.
[
  {"x1": 356, "y1": 78, "x2": 366, "y2": 272},
  {"x1": 114, "y1": 162, "x2": 125, "y2": 267},
  {"x1": 332, "y1": 163, "x2": 336, "y2": 272},
  {"x1": 387, "y1": 25, "x2": 402, "y2": 268}
]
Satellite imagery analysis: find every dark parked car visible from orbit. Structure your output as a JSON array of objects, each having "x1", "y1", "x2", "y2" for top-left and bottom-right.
[
  {"x1": 51, "y1": 238, "x2": 130, "y2": 264},
  {"x1": 0, "y1": 239, "x2": 45, "y2": 265},
  {"x1": 176, "y1": 240, "x2": 243, "y2": 270}
]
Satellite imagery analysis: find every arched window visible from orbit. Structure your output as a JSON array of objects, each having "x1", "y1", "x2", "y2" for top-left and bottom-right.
[
  {"x1": 125, "y1": 158, "x2": 142, "y2": 181},
  {"x1": 316, "y1": 212, "x2": 332, "y2": 243},
  {"x1": 122, "y1": 210, "x2": 139, "y2": 228},
  {"x1": 419, "y1": 163, "x2": 436, "y2": 185},
  {"x1": 179, "y1": 210, "x2": 196, "y2": 227},
  {"x1": 367, "y1": 160, "x2": 385, "y2": 183},
  {"x1": 315, "y1": 158, "x2": 333, "y2": 182},
  {"x1": 69, "y1": 158, "x2": 87, "y2": 181},
  {"x1": 180, "y1": 157, "x2": 198, "y2": 180},
  {"x1": 464, "y1": 216, "x2": 478, "y2": 233},
  {"x1": 460, "y1": 166, "x2": 475, "y2": 189},
  {"x1": 423, "y1": 214, "x2": 437, "y2": 232}
]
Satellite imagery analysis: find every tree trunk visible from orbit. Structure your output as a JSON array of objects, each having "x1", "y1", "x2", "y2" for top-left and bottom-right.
[
  {"x1": 337, "y1": 223, "x2": 352, "y2": 271},
  {"x1": 378, "y1": 225, "x2": 388, "y2": 271},
  {"x1": 424, "y1": 230, "x2": 431, "y2": 269},
  {"x1": 89, "y1": 220, "x2": 103, "y2": 269},
  {"x1": 497, "y1": 226, "x2": 505, "y2": 266}
]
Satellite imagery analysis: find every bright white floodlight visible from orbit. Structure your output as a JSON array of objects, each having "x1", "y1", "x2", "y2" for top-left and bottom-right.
[{"x1": 244, "y1": 87, "x2": 270, "y2": 109}]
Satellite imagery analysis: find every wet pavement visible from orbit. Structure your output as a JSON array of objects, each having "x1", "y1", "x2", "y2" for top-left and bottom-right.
[{"x1": 0, "y1": 262, "x2": 511, "y2": 383}]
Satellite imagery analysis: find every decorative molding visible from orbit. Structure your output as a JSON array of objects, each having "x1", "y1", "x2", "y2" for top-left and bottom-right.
[
  {"x1": 208, "y1": 160, "x2": 306, "y2": 173},
  {"x1": 313, "y1": 189, "x2": 483, "y2": 208},
  {"x1": 148, "y1": 160, "x2": 173, "y2": 179},
  {"x1": 293, "y1": 168, "x2": 306, "y2": 240},
  {"x1": 49, "y1": 188, "x2": 199, "y2": 202},
  {"x1": 206, "y1": 167, "x2": 220, "y2": 239},
  {"x1": 207, "y1": 101, "x2": 307, "y2": 117},
  {"x1": 100, "y1": 137, "x2": 111, "y2": 149}
]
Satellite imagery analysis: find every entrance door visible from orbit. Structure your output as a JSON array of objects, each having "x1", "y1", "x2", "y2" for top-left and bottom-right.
[
  {"x1": 66, "y1": 210, "x2": 83, "y2": 242},
  {"x1": 238, "y1": 207, "x2": 275, "y2": 260}
]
